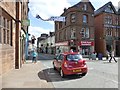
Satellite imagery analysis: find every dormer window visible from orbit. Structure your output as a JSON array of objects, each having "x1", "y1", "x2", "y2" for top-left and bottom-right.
[{"x1": 105, "y1": 5, "x2": 114, "y2": 13}]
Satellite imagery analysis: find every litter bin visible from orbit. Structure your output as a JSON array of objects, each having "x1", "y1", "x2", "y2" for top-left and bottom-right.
[{"x1": 98, "y1": 53, "x2": 103, "y2": 60}]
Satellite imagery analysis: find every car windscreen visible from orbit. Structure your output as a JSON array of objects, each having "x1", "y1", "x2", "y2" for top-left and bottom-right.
[{"x1": 66, "y1": 54, "x2": 83, "y2": 61}]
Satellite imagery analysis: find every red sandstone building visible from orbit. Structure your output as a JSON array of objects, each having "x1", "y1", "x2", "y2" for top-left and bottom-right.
[
  {"x1": 94, "y1": 2, "x2": 120, "y2": 56},
  {"x1": 55, "y1": 0, "x2": 95, "y2": 57}
]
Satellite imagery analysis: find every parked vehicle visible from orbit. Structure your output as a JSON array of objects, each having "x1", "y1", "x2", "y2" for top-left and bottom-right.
[{"x1": 53, "y1": 52, "x2": 88, "y2": 78}]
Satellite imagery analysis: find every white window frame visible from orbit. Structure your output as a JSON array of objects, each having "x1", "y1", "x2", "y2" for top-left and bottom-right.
[
  {"x1": 83, "y1": 15, "x2": 87, "y2": 23},
  {"x1": 71, "y1": 28, "x2": 76, "y2": 39},
  {"x1": 86, "y1": 28, "x2": 89, "y2": 38}
]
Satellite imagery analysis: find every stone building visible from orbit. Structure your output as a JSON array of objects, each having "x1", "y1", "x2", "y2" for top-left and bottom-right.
[
  {"x1": 55, "y1": 0, "x2": 95, "y2": 57},
  {"x1": 94, "y1": 2, "x2": 120, "y2": 56},
  {"x1": 37, "y1": 32, "x2": 55, "y2": 54},
  {"x1": 0, "y1": 0, "x2": 29, "y2": 76}
]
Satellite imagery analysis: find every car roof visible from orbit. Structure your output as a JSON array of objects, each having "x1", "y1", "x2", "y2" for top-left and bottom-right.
[{"x1": 62, "y1": 52, "x2": 79, "y2": 55}]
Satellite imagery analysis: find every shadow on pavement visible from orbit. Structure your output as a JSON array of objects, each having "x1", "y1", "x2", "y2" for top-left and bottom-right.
[{"x1": 38, "y1": 68, "x2": 83, "y2": 82}]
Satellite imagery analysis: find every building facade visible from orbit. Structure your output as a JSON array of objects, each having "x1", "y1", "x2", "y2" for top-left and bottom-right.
[
  {"x1": 0, "y1": 1, "x2": 16, "y2": 75},
  {"x1": 37, "y1": 32, "x2": 55, "y2": 54},
  {"x1": 55, "y1": 0, "x2": 95, "y2": 57},
  {"x1": 0, "y1": 0, "x2": 29, "y2": 75},
  {"x1": 94, "y1": 2, "x2": 120, "y2": 56}
]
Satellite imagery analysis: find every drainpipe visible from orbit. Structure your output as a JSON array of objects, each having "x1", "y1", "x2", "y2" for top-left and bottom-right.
[{"x1": 15, "y1": 2, "x2": 20, "y2": 69}]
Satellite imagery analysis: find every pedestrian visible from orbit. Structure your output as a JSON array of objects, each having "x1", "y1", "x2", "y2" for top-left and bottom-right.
[
  {"x1": 109, "y1": 50, "x2": 117, "y2": 63},
  {"x1": 32, "y1": 49, "x2": 38, "y2": 63},
  {"x1": 91, "y1": 52, "x2": 97, "y2": 60},
  {"x1": 89, "y1": 52, "x2": 92, "y2": 60},
  {"x1": 70, "y1": 49, "x2": 73, "y2": 52},
  {"x1": 106, "y1": 50, "x2": 109, "y2": 60}
]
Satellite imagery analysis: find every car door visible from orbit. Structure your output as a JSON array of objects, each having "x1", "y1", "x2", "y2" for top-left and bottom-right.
[
  {"x1": 57, "y1": 54, "x2": 64, "y2": 69},
  {"x1": 54, "y1": 54, "x2": 60, "y2": 69}
]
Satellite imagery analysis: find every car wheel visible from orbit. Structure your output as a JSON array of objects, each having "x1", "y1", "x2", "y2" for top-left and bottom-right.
[
  {"x1": 81, "y1": 72, "x2": 87, "y2": 76},
  {"x1": 53, "y1": 63, "x2": 56, "y2": 70},
  {"x1": 60, "y1": 69, "x2": 64, "y2": 78}
]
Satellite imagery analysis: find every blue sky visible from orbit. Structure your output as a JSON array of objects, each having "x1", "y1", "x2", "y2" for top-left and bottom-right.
[{"x1": 28, "y1": 0, "x2": 119, "y2": 42}]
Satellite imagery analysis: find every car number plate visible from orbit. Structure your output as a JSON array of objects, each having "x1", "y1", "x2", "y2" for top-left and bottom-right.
[{"x1": 73, "y1": 69, "x2": 81, "y2": 72}]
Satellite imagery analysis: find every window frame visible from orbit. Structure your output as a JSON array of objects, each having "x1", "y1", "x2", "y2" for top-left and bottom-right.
[
  {"x1": 71, "y1": 13, "x2": 76, "y2": 23},
  {"x1": 83, "y1": 15, "x2": 88, "y2": 23},
  {"x1": 0, "y1": 13, "x2": 12, "y2": 45}
]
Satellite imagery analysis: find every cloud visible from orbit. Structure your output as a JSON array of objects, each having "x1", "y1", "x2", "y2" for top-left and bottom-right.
[
  {"x1": 29, "y1": 0, "x2": 119, "y2": 19},
  {"x1": 29, "y1": 0, "x2": 71, "y2": 18},
  {"x1": 28, "y1": 26, "x2": 54, "y2": 46},
  {"x1": 28, "y1": 26, "x2": 53, "y2": 38}
]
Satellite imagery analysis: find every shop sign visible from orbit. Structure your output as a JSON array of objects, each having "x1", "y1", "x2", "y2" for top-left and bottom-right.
[
  {"x1": 55, "y1": 41, "x2": 68, "y2": 46},
  {"x1": 22, "y1": 19, "x2": 30, "y2": 26},
  {"x1": 79, "y1": 41, "x2": 94, "y2": 46}
]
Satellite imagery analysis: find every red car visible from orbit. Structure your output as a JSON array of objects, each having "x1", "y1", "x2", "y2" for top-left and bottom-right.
[{"x1": 53, "y1": 52, "x2": 88, "y2": 78}]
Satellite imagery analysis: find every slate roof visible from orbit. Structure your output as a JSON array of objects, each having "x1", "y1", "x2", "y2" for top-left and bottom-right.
[
  {"x1": 71, "y1": 1, "x2": 95, "y2": 10},
  {"x1": 94, "y1": 2, "x2": 117, "y2": 16},
  {"x1": 61, "y1": 0, "x2": 95, "y2": 16}
]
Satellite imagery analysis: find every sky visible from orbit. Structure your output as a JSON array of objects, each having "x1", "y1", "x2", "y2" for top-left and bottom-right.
[{"x1": 28, "y1": 0, "x2": 120, "y2": 42}]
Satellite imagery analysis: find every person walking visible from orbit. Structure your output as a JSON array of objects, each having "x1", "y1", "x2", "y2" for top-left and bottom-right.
[
  {"x1": 109, "y1": 50, "x2": 117, "y2": 63},
  {"x1": 106, "y1": 50, "x2": 110, "y2": 60},
  {"x1": 32, "y1": 50, "x2": 38, "y2": 63}
]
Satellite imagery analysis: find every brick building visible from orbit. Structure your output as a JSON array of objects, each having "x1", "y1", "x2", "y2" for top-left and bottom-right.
[
  {"x1": 55, "y1": 0, "x2": 95, "y2": 57},
  {"x1": 0, "y1": 0, "x2": 29, "y2": 75},
  {"x1": 94, "y1": 2, "x2": 120, "y2": 56}
]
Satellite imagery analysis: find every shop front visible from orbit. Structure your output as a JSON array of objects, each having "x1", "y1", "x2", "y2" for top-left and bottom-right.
[
  {"x1": 78, "y1": 41, "x2": 94, "y2": 57},
  {"x1": 55, "y1": 41, "x2": 69, "y2": 54}
]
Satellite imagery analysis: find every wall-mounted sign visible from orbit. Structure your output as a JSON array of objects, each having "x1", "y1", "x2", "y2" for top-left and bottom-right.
[
  {"x1": 55, "y1": 41, "x2": 68, "y2": 46},
  {"x1": 79, "y1": 41, "x2": 94, "y2": 46},
  {"x1": 22, "y1": 19, "x2": 30, "y2": 26}
]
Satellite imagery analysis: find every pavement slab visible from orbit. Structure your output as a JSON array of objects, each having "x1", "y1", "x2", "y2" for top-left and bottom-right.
[{"x1": 1, "y1": 61, "x2": 54, "y2": 89}]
